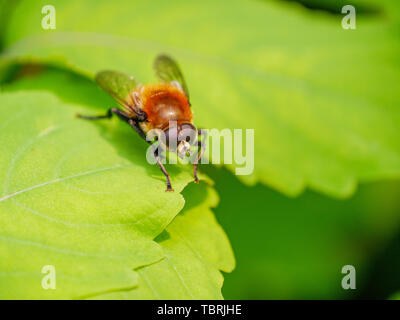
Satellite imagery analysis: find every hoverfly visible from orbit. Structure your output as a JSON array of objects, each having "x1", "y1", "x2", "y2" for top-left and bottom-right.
[{"x1": 76, "y1": 54, "x2": 204, "y2": 192}]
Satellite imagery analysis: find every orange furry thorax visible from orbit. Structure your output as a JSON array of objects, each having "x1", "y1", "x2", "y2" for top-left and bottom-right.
[{"x1": 138, "y1": 83, "x2": 192, "y2": 131}]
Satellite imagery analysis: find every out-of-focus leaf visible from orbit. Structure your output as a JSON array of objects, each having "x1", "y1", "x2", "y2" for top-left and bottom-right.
[
  {"x1": 1, "y1": 66, "x2": 115, "y2": 109},
  {"x1": 390, "y1": 292, "x2": 400, "y2": 300},
  {"x1": 203, "y1": 165, "x2": 400, "y2": 299},
  {"x1": 278, "y1": 0, "x2": 398, "y2": 17}
]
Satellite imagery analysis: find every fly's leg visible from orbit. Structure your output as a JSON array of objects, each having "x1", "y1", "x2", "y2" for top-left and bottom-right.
[
  {"x1": 77, "y1": 108, "x2": 147, "y2": 139},
  {"x1": 77, "y1": 107, "x2": 172, "y2": 191},
  {"x1": 154, "y1": 149, "x2": 173, "y2": 192},
  {"x1": 193, "y1": 129, "x2": 207, "y2": 183},
  {"x1": 128, "y1": 119, "x2": 147, "y2": 140},
  {"x1": 76, "y1": 108, "x2": 130, "y2": 122}
]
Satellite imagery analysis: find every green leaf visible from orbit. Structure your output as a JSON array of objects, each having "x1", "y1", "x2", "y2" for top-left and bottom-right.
[
  {"x1": 1, "y1": 66, "x2": 116, "y2": 110},
  {"x1": 277, "y1": 0, "x2": 400, "y2": 17},
  {"x1": 1, "y1": 0, "x2": 400, "y2": 197},
  {"x1": 0, "y1": 90, "x2": 231, "y2": 299},
  {"x1": 90, "y1": 183, "x2": 234, "y2": 300}
]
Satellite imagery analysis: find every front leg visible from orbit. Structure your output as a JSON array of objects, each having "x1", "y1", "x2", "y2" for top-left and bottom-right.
[
  {"x1": 128, "y1": 121, "x2": 174, "y2": 191},
  {"x1": 193, "y1": 129, "x2": 207, "y2": 183},
  {"x1": 128, "y1": 119, "x2": 147, "y2": 141},
  {"x1": 77, "y1": 108, "x2": 173, "y2": 191},
  {"x1": 154, "y1": 149, "x2": 174, "y2": 192}
]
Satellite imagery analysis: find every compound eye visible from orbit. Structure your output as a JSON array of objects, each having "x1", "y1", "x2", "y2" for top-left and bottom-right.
[
  {"x1": 163, "y1": 126, "x2": 179, "y2": 150},
  {"x1": 179, "y1": 123, "x2": 197, "y2": 144}
]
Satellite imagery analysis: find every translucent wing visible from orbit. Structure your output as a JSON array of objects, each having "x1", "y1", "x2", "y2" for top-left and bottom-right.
[
  {"x1": 154, "y1": 54, "x2": 190, "y2": 101},
  {"x1": 95, "y1": 70, "x2": 139, "y2": 113}
]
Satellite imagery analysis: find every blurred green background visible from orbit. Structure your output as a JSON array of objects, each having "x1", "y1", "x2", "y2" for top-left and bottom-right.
[
  {"x1": 205, "y1": 165, "x2": 400, "y2": 299},
  {"x1": 1, "y1": 0, "x2": 400, "y2": 299}
]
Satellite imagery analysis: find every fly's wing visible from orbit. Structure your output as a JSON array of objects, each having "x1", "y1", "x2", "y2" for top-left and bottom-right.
[
  {"x1": 154, "y1": 54, "x2": 190, "y2": 102},
  {"x1": 95, "y1": 70, "x2": 141, "y2": 116}
]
